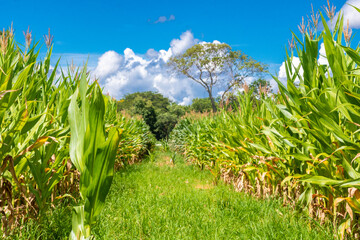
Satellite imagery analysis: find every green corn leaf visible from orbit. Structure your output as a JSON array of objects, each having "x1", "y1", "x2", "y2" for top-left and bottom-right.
[
  {"x1": 68, "y1": 68, "x2": 121, "y2": 239},
  {"x1": 301, "y1": 176, "x2": 343, "y2": 186}
]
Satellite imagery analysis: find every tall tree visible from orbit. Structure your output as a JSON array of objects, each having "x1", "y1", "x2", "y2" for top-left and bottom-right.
[{"x1": 168, "y1": 43, "x2": 267, "y2": 112}]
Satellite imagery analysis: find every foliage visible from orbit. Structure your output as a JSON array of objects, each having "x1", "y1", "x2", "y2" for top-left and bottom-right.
[
  {"x1": 191, "y1": 97, "x2": 216, "y2": 113},
  {"x1": 9, "y1": 148, "x2": 333, "y2": 239},
  {"x1": 115, "y1": 115, "x2": 156, "y2": 167},
  {"x1": 249, "y1": 78, "x2": 271, "y2": 95},
  {"x1": 0, "y1": 28, "x2": 75, "y2": 236},
  {"x1": 118, "y1": 91, "x2": 171, "y2": 114},
  {"x1": 134, "y1": 99, "x2": 158, "y2": 134},
  {"x1": 0, "y1": 27, "x2": 155, "y2": 238},
  {"x1": 68, "y1": 70, "x2": 121, "y2": 239},
  {"x1": 168, "y1": 42, "x2": 267, "y2": 112},
  {"x1": 169, "y1": 103, "x2": 187, "y2": 117},
  {"x1": 154, "y1": 112, "x2": 178, "y2": 140},
  {"x1": 171, "y1": 6, "x2": 360, "y2": 239},
  {"x1": 92, "y1": 149, "x2": 333, "y2": 239},
  {"x1": 118, "y1": 91, "x2": 187, "y2": 140}
]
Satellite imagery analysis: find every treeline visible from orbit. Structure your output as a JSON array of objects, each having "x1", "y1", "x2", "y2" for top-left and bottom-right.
[
  {"x1": 117, "y1": 92, "x2": 184, "y2": 140},
  {"x1": 117, "y1": 79, "x2": 269, "y2": 140}
]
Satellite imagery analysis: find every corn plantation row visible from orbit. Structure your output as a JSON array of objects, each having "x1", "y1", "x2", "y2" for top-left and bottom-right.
[
  {"x1": 171, "y1": 9, "x2": 360, "y2": 239},
  {"x1": 0, "y1": 30, "x2": 155, "y2": 238}
]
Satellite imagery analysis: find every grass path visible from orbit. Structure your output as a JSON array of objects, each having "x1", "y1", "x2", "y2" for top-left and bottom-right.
[{"x1": 93, "y1": 147, "x2": 334, "y2": 240}]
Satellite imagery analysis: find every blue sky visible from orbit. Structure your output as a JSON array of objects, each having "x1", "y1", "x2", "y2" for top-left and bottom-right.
[{"x1": 2, "y1": 0, "x2": 360, "y2": 103}]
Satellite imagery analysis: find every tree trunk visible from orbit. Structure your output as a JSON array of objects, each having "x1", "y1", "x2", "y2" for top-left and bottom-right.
[{"x1": 208, "y1": 90, "x2": 217, "y2": 113}]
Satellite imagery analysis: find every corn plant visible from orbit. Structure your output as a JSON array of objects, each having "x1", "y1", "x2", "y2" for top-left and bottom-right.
[
  {"x1": 115, "y1": 115, "x2": 155, "y2": 168},
  {"x1": 0, "y1": 27, "x2": 155, "y2": 238},
  {"x1": 0, "y1": 29, "x2": 72, "y2": 234},
  {"x1": 68, "y1": 69, "x2": 121, "y2": 239},
  {"x1": 171, "y1": 5, "x2": 360, "y2": 238}
]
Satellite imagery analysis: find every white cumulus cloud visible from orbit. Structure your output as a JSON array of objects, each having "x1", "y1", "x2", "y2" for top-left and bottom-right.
[
  {"x1": 336, "y1": 0, "x2": 360, "y2": 29},
  {"x1": 91, "y1": 31, "x2": 205, "y2": 104},
  {"x1": 170, "y1": 30, "x2": 198, "y2": 56},
  {"x1": 94, "y1": 51, "x2": 122, "y2": 79}
]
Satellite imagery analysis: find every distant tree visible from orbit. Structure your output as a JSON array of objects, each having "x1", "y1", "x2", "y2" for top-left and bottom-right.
[
  {"x1": 117, "y1": 91, "x2": 188, "y2": 140},
  {"x1": 169, "y1": 104, "x2": 186, "y2": 117},
  {"x1": 134, "y1": 98, "x2": 157, "y2": 134},
  {"x1": 191, "y1": 98, "x2": 214, "y2": 113},
  {"x1": 169, "y1": 43, "x2": 267, "y2": 112},
  {"x1": 154, "y1": 113, "x2": 178, "y2": 140},
  {"x1": 249, "y1": 78, "x2": 271, "y2": 95},
  {"x1": 118, "y1": 91, "x2": 171, "y2": 114}
]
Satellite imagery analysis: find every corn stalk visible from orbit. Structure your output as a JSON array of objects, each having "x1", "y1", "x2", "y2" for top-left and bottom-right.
[
  {"x1": 68, "y1": 70, "x2": 121, "y2": 239},
  {"x1": 171, "y1": 7, "x2": 360, "y2": 239}
]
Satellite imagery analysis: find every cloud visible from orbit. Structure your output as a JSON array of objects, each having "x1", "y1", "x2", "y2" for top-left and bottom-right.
[
  {"x1": 170, "y1": 30, "x2": 198, "y2": 56},
  {"x1": 336, "y1": 0, "x2": 360, "y2": 29},
  {"x1": 274, "y1": 43, "x2": 330, "y2": 92},
  {"x1": 154, "y1": 14, "x2": 176, "y2": 24},
  {"x1": 94, "y1": 51, "x2": 123, "y2": 79},
  {"x1": 91, "y1": 31, "x2": 205, "y2": 104},
  {"x1": 318, "y1": 43, "x2": 328, "y2": 66}
]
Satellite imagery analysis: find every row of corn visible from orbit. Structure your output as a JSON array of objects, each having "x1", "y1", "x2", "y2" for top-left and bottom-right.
[
  {"x1": 0, "y1": 29, "x2": 155, "y2": 238},
  {"x1": 171, "y1": 8, "x2": 360, "y2": 239},
  {"x1": 116, "y1": 115, "x2": 156, "y2": 168}
]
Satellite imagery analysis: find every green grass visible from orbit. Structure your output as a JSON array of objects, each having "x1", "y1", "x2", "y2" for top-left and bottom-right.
[
  {"x1": 9, "y1": 147, "x2": 334, "y2": 239},
  {"x1": 7, "y1": 200, "x2": 72, "y2": 240},
  {"x1": 92, "y1": 147, "x2": 334, "y2": 240}
]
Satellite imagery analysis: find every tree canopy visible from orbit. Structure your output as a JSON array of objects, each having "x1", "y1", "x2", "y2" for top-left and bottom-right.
[
  {"x1": 249, "y1": 78, "x2": 271, "y2": 96},
  {"x1": 117, "y1": 91, "x2": 186, "y2": 140},
  {"x1": 191, "y1": 98, "x2": 216, "y2": 113},
  {"x1": 117, "y1": 91, "x2": 171, "y2": 114}
]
